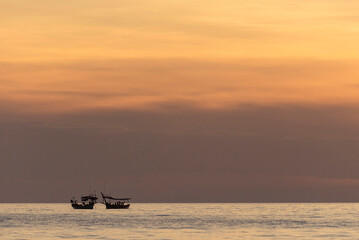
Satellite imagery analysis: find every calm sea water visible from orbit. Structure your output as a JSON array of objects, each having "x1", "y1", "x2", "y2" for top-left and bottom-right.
[{"x1": 1, "y1": 203, "x2": 359, "y2": 239}]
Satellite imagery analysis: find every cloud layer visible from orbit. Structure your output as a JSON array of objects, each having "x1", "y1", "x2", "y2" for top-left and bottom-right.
[
  {"x1": 1, "y1": 58, "x2": 358, "y2": 114},
  {"x1": 2, "y1": 105, "x2": 359, "y2": 202}
]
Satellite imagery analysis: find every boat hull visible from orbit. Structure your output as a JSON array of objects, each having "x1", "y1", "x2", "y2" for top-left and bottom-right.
[
  {"x1": 71, "y1": 203, "x2": 94, "y2": 209},
  {"x1": 105, "y1": 203, "x2": 130, "y2": 209}
]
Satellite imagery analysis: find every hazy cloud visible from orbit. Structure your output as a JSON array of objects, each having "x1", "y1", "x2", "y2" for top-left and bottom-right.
[
  {"x1": 1, "y1": 58, "x2": 358, "y2": 114},
  {"x1": 1, "y1": 104, "x2": 359, "y2": 202}
]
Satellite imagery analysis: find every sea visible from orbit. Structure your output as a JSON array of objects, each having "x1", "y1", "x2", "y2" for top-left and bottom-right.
[{"x1": 1, "y1": 203, "x2": 359, "y2": 239}]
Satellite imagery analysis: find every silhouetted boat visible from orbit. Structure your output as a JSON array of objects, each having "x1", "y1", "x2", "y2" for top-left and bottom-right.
[
  {"x1": 101, "y1": 192, "x2": 131, "y2": 209},
  {"x1": 71, "y1": 194, "x2": 98, "y2": 209}
]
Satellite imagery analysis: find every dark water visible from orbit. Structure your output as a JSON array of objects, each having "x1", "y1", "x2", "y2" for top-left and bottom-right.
[{"x1": 1, "y1": 203, "x2": 359, "y2": 239}]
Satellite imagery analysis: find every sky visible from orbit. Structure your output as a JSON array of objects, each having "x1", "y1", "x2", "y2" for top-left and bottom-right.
[{"x1": 1, "y1": 0, "x2": 359, "y2": 202}]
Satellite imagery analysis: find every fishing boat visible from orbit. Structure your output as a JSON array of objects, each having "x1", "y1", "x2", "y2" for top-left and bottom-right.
[
  {"x1": 101, "y1": 192, "x2": 131, "y2": 209},
  {"x1": 71, "y1": 194, "x2": 98, "y2": 209}
]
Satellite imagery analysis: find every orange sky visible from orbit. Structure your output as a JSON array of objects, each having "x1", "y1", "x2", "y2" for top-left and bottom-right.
[
  {"x1": 3, "y1": 0, "x2": 359, "y2": 202},
  {"x1": 1, "y1": 0, "x2": 359, "y2": 113}
]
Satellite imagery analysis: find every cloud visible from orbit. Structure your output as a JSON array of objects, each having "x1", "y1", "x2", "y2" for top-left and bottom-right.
[
  {"x1": 2, "y1": 0, "x2": 359, "y2": 62},
  {"x1": 1, "y1": 58, "x2": 358, "y2": 114},
  {"x1": 1, "y1": 104, "x2": 359, "y2": 202}
]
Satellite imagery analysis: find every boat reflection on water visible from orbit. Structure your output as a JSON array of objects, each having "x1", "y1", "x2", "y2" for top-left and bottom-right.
[
  {"x1": 101, "y1": 192, "x2": 131, "y2": 209},
  {"x1": 71, "y1": 194, "x2": 98, "y2": 209}
]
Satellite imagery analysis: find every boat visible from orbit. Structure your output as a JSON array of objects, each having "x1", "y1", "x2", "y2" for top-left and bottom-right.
[
  {"x1": 101, "y1": 192, "x2": 131, "y2": 209},
  {"x1": 71, "y1": 194, "x2": 98, "y2": 209}
]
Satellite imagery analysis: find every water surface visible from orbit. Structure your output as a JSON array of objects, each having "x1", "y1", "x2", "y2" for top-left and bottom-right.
[{"x1": 1, "y1": 203, "x2": 359, "y2": 239}]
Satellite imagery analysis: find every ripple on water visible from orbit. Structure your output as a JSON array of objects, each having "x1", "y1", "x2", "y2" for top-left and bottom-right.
[{"x1": 1, "y1": 203, "x2": 359, "y2": 240}]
